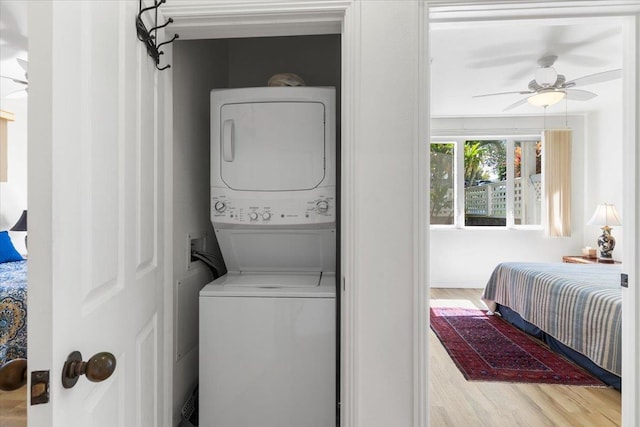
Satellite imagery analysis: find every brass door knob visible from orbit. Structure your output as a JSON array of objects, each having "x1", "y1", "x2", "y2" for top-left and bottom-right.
[
  {"x1": 62, "y1": 351, "x2": 116, "y2": 389},
  {"x1": 0, "y1": 358, "x2": 28, "y2": 391}
]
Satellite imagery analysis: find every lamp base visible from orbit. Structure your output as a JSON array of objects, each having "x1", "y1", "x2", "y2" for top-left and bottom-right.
[{"x1": 597, "y1": 226, "x2": 615, "y2": 259}]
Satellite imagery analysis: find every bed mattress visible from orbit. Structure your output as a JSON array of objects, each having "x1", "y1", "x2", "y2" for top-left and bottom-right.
[{"x1": 482, "y1": 262, "x2": 621, "y2": 377}]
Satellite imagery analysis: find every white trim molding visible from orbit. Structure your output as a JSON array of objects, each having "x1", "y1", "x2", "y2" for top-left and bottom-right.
[
  {"x1": 339, "y1": 3, "x2": 359, "y2": 425},
  {"x1": 416, "y1": 3, "x2": 430, "y2": 426},
  {"x1": 429, "y1": 1, "x2": 640, "y2": 23},
  {"x1": 159, "y1": 2, "x2": 366, "y2": 426},
  {"x1": 621, "y1": 14, "x2": 639, "y2": 427},
  {"x1": 163, "y1": 1, "x2": 350, "y2": 39}
]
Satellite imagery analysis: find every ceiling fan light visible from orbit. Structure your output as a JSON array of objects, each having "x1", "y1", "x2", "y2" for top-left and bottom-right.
[{"x1": 527, "y1": 91, "x2": 565, "y2": 107}]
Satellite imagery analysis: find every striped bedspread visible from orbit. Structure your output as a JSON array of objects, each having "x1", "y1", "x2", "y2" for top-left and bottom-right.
[{"x1": 482, "y1": 262, "x2": 621, "y2": 376}]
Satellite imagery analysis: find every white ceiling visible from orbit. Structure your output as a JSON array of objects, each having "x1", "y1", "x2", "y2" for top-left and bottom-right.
[
  {"x1": 430, "y1": 18, "x2": 624, "y2": 117},
  {"x1": 0, "y1": 0, "x2": 28, "y2": 99}
]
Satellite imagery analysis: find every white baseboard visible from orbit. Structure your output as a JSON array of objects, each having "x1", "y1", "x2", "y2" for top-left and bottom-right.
[{"x1": 429, "y1": 282, "x2": 485, "y2": 289}]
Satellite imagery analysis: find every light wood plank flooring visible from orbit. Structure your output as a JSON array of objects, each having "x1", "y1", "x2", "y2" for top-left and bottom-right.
[
  {"x1": 0, "y1": 288, "x2": 622, "y2": 426},
  {"x1": 0, "y1": 387, "x2": 26, "y2": 427},
  {"x1": 430, "y1": 288, "x2": 621, "y2": 427}
]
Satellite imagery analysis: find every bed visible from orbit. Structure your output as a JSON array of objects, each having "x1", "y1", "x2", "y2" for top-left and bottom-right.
[
  {"x1": 0, "y1": 259, "x2": 27, "y2": 367},
  {"x1": 0, "y1": 228, "x2": 28, "y2": 391},
  {"x1": 482, "y1": 262, "x2": 622, "y2": 389}
]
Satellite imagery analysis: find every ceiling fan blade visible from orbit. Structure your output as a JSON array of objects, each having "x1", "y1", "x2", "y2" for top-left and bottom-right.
[
  {"x1": 0, "y1": 75, "x2": 28, "y2": 85},
  {"x1": 564, "y1": 89, "x2": 597, "y2": 101},
  {"x1": 473, "y1": 90, "x2": 532, "y2": 98},
  {"x1": 5, "y1": 88, "x2": 28, "y2": 99},
  {"x1": 467, "y1": 53, "x2": 534, "y2": 70},
  {"x1": 564, "y1": 69, "x2": 622, "y2": 88},
  {"x1": 506, "y1": 64, "x2": 534, "y2": 82},
  {"x1": 16, "y1": 58, "x2": 28, "y2": 73},
  {"x1": 503, "y1": 98, "x2": 529, "y2": 111}
]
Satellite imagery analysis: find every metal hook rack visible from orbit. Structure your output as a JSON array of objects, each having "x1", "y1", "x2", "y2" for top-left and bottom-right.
[{"x1": 136, "y1": 0, "x2": 179, "y2": 71}]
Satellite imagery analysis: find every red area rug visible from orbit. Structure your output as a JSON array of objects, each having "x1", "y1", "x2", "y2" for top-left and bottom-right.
[{"x1": 430, "y1": 307, "x2": 606, "y2": 386}]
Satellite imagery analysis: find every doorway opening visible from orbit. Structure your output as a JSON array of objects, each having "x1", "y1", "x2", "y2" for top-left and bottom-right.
[
  {"x1": 428, "y1": 9, "x2": 634, "y2": 426},
  {"x1": 169, "y1": 33, "x2": 342, "y2": 425}
]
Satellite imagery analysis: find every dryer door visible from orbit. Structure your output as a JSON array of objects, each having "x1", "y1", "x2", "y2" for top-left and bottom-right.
[{"x1": 219, "y1": 101, "x2": 326, "y2": 191}]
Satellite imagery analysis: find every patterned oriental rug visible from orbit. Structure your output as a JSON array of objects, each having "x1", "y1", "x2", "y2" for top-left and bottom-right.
[{"x1": 430, "y1": 307, "x2": 606, "y2": 386}]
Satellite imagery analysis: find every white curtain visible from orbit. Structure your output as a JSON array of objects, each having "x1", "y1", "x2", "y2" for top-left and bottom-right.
[{"x1": 543, "y1": 129, "x2": 572, "y2": 237}]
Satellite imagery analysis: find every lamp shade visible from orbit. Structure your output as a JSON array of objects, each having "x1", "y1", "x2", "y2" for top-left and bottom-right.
[
  {"x1": 587, "y1": 204, "x2": 621, "y2": 227},
  {"x1": 10, "y1": 210, "x2": 27, "y2": 231}
]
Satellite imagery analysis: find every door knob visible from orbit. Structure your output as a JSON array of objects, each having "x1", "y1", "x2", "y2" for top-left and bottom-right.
[
  {"x1": 62, "y1": 351, "x2": 116, "y2": 389},
  {"x1": 0, "y1": 358, "x2": 27, "y2": 391}
]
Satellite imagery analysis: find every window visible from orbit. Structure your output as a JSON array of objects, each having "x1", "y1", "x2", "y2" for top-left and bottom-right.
[
  {"x1": 513, "y1": 141, "x2": 542, "y2": 226},
  {"x1": 463, "y1": 140, "x2": 506, "y2": 226},
  {"x1": 430, "y1": 137, "x2": 542, "y2": 228}
]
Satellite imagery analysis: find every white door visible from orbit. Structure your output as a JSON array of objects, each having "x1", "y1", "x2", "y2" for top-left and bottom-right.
[{"x1": 28, "y1": 1, "x2": 167, "y2": 425}]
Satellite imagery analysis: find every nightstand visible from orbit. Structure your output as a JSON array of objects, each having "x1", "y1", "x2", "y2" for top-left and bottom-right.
[{"x1": 562, "y1": 255, "x2": 620, "y2": 264}]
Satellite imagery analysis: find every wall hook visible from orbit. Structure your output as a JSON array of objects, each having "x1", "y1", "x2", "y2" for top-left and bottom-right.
[{"x1": 136, "y1": 0, "x2": 178, "y2": 71}]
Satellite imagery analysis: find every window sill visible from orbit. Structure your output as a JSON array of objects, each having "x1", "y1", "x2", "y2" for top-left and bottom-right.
[{"x1": 430, "y1": 225, "x2": 543, "y2": 231}]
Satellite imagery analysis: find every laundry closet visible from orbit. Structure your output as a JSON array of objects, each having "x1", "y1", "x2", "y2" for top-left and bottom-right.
[{"x1": 170, "y1": 34, "x2": 341, "y2": 426}]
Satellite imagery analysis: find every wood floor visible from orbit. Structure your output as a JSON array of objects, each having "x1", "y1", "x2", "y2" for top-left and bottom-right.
[
  {"x1": 0, "y1": 387, "x2": 26, "y2": 427},
  {"x1": 0, "y1": 288, "x2": 621, "y2": 426},
  {"x1": 430, "y1": 288, "x2": 621, "y2": 427}
]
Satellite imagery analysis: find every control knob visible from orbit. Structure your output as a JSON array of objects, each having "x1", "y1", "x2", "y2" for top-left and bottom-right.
[
  {"x1": 214, "y1": 201, "x2": 226, "y2": 212},
  {"x1": 249, "y1": 212, "x2": 258, "y2": 221},
  {"x1": 316, "y1": 200, "x2": 330, "y2": 213},
  {"x1": 262, "y1": 212, "x2": 272, "y2": 220}
]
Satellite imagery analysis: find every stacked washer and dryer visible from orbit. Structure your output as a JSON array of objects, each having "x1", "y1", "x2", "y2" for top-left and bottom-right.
[{"x1": 200, "y1": 87, "x2": 337, "y2": 426}]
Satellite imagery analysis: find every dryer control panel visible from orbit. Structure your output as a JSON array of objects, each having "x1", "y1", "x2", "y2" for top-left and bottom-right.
[{"x1": 211, "y1": 187, "x2": 335, "y2": 227}]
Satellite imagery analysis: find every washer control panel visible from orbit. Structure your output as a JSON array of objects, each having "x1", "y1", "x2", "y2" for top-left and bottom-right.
[{"x1": 211, "y1": 187, "x2": 335, "y2": 226}]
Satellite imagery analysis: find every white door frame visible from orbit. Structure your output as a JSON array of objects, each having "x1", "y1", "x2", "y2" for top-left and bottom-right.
[
  {"x1": 160, "y1": 2, "x2": 367, "y2": 426},
  {"x1": 160, "y1": 1, "x2": 639, "y2": 427},
  {"x1": 429, "y1": 2, "x2": 639, "y2": 427}
]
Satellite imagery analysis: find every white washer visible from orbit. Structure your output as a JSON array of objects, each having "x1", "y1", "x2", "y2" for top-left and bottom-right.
[
  {"x1": 200, "y1": 87, "x2": 336, "y2": 427},
  {"x1": 200, "y1": 273, "x2": 335, "y2": 427}
]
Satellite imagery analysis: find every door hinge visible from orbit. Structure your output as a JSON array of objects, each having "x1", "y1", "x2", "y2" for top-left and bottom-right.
[{"x1": 621, "y1": 273, "x2": 628, "y2": 288}]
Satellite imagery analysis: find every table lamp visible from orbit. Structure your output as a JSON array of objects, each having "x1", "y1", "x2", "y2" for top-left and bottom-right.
[
  {"x1": 10, "y1": 209, "x2": 27, "y2": 248},
  {"x1": 586, "y1": 204, "x2": 621, "y2": 263}
]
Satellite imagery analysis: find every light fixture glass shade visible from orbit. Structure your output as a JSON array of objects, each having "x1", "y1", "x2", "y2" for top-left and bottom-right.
[
  {"x1": 587, "y1": 203, "x2": 621, "y2": 227},
  {"x1": 527, "y1": 90, "x2": 565, "y2": 107},
  {"x1": 10, "y1": 210, "x2": 27, "y2": 231}
]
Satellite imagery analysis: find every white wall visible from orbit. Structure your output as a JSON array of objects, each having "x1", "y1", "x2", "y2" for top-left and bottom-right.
[
  {"x1": 430, "y1": 115, "x2": 587, "y2": 288},
  {"x1": 584, "y1": 96, "x2": 625, "y2": 260},
  {"x1": 0, "y1": 98, "x2": 27, "y2": 255},
  {"x1": 171, "y1": 38, "x2": 228, "y2": 426}
]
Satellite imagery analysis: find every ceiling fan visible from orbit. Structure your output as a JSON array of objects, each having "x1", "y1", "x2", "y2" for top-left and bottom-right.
[
  {"x1": 0, "y1": 58, "x2": 28, "y2": 98},
  {"x1": 473, "y1": 55, "x2": 622, "y2": 111}
]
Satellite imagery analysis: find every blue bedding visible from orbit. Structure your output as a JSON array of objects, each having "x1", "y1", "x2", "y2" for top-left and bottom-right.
[
  {"x1": 482, "y1": 262, "x2": 621, "y2": 378},
  {"x1": 0, "y1": 260, "x2": 27, "y2": 365}
]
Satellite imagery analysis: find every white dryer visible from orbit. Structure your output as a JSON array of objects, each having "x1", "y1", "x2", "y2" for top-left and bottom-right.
[{"x1": 200, "y1": 87, "x2": 336, "y2": 427}]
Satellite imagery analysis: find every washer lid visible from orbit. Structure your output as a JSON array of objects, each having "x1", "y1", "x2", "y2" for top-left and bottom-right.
[
  {"x1": 200, "y1": 272, "x2": 336, "y2": 298},
  {"x1": 219, "y1": 101, "x2": 326, "y2": 191},
  {"x1": 220, "y1": 272, "x2": 320, "y2": 287}
]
